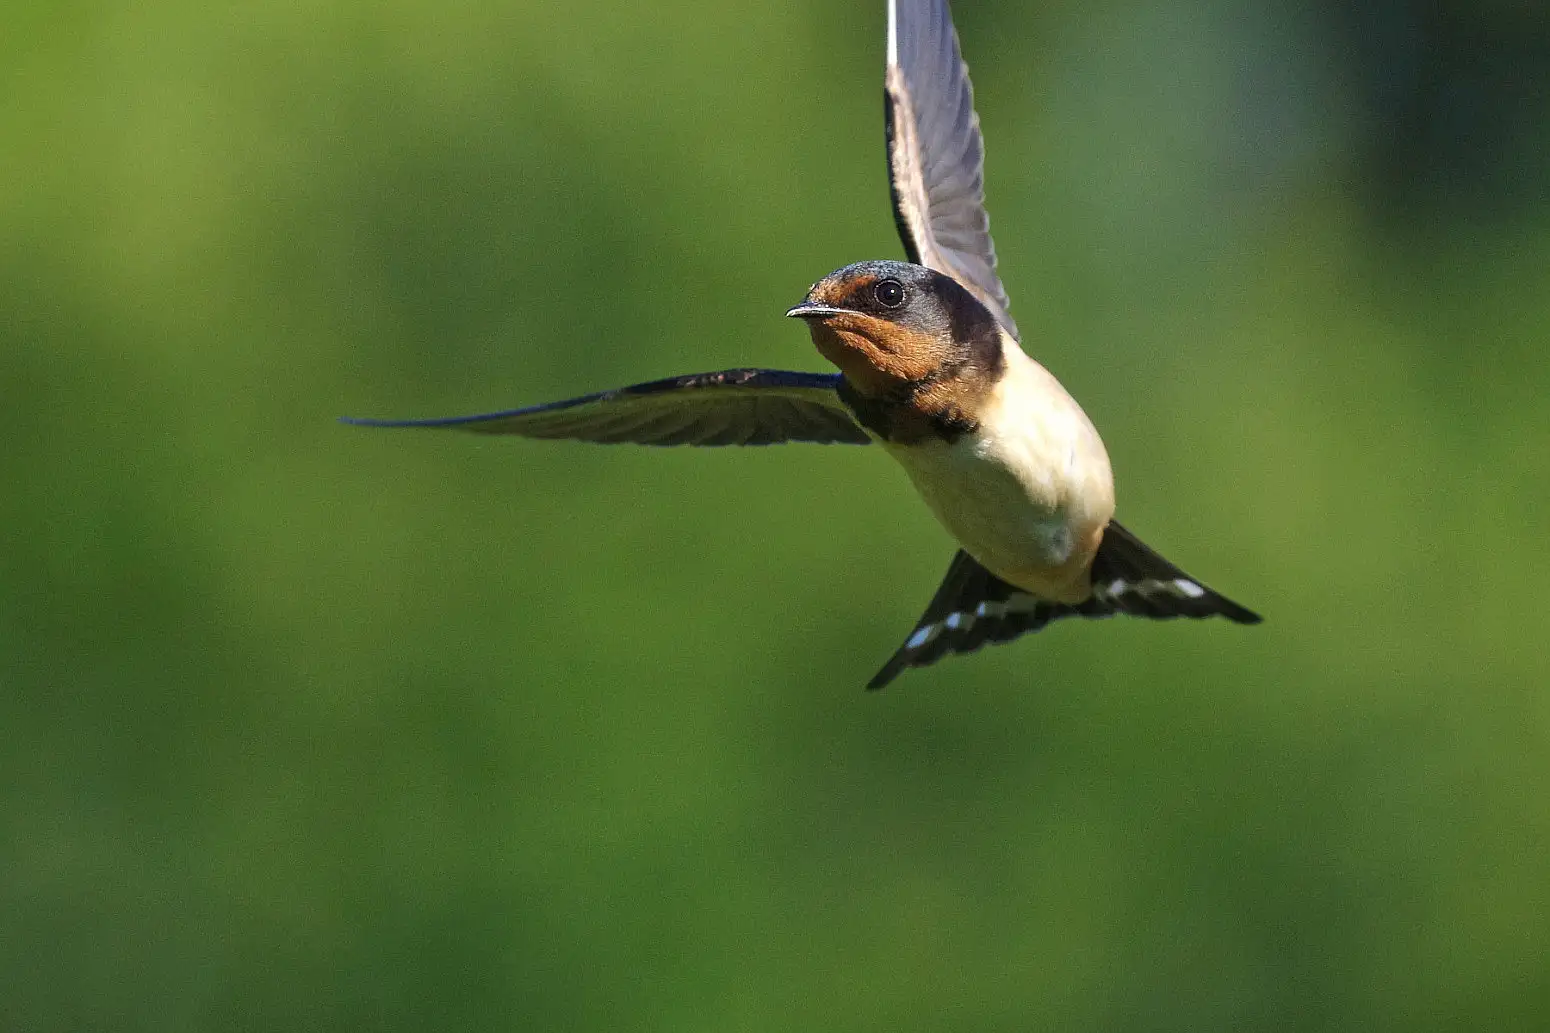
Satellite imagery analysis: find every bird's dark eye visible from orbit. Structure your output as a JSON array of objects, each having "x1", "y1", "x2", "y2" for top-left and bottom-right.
[{"x1": 872, "y1": 278, "x2": 905, "y2": 308}]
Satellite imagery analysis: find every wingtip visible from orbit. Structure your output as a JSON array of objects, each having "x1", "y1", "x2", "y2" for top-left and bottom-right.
[
  {"x1": 338, "y1": 413, "x2": 482, "y2": 430},
  {"x1": 885, "y1": 0, "x2": 899, "y2": 68}
]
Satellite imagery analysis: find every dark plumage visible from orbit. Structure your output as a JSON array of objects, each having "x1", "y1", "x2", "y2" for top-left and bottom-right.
[
  {"x1": 869, "y1": 522, "x2": 1261, "y2": 689},
  {"x1": 343, "y1": 369, "x2": 869, "y2": 446}
]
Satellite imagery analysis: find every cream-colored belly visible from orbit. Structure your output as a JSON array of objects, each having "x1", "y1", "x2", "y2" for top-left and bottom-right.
[{"x1": 885, "y1": 352, "x2": 1116, "y2": 602}]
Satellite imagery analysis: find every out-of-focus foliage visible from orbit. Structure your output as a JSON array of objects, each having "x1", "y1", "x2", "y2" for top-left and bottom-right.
[{"x1": 5, "y1": 1, "x2": 1549, "y2": 1030}]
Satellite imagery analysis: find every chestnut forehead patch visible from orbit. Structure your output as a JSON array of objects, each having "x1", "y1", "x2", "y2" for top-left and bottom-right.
[{"x1": 813, "y1": 271, "x2": 879, "y2": 307}]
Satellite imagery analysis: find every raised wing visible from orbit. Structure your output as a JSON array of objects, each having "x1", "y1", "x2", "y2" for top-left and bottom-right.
[
  {"x1": 342, "y1": 368, "x2": 871, "y2": 446},
  {"x1": 885, "y1": 0, "x2": 1018, "y2": 339}
]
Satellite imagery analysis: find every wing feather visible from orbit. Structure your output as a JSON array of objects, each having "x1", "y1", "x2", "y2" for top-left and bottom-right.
[
  {"x1": 342, "y1": 368, "x2": 870, "y2": 446},
  {"x1": 886, "y1": 0, "x2": 1018, "y2": 339}
]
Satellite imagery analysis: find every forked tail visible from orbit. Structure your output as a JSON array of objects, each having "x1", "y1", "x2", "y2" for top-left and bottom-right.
[{"x1": 867, "y1": 520, "x2": 1260, "y2": 689}]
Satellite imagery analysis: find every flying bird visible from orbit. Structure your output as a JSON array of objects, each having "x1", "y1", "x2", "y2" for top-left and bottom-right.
[{"x1": 346, "y1": 0, "x2": 1260, "y2": 689}]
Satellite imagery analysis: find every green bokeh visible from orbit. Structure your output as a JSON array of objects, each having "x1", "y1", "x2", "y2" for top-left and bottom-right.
[{"x1": 5, "y1": 2, "x2": 1549, "y2": 1030}]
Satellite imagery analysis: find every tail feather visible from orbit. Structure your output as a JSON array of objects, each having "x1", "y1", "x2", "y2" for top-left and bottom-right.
[
  {"x1": 1090, "y1": 521, "x2": 1262, "y2": 625},
  {"x1": 865, "y1": 551, "x2": 1074, "y2": 689},
  {"x1": 866, "y1": 521, "x2": 1260, "y2": 689}
]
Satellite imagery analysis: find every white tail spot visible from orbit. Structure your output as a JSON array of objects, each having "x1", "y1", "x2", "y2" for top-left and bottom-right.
[{"x1": 1172, "y1": 579, "x2": 1206, "y2": 599}]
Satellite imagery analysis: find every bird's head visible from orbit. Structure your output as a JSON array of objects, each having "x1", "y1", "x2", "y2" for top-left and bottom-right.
[{"x1": 786, "y1": 260, "x2": 1002, "y2": 396}]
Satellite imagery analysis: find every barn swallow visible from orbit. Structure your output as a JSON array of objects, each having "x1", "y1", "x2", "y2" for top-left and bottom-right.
[{"x1": 345, "y1": 0, "x2": 1260, "y2": 689}]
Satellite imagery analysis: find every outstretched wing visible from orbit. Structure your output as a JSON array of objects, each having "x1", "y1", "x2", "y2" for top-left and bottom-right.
[
  {"x1": 869, "y1": 525, "x2": 1260, "y2": 689},
  {"x1": 342, "y1": 368, "x2": 871, "y2": 446},
  {"x1": 885, "y1": 0, "x2": 1018, "y2": 339}
]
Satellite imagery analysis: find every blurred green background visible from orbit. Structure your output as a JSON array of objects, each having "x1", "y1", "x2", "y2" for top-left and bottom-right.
[{"x1": 6, "y1": 1, "x2": 1550, "y2": 1029}]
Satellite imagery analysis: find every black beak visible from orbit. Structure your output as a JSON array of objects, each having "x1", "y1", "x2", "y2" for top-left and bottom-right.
[{"x1": 785, "y1": 302, "x2": 851, "y2": 320}]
